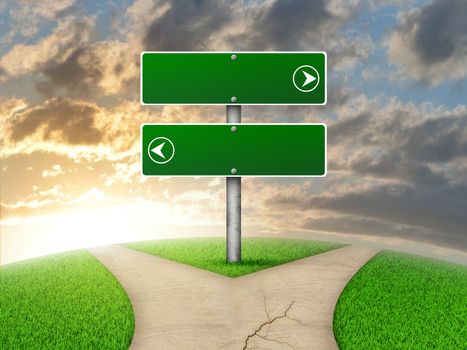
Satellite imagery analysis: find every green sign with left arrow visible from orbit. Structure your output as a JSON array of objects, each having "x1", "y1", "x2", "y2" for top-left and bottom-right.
[{"x1": 141, "y1": 124, "x2": 326, "y2": 177}]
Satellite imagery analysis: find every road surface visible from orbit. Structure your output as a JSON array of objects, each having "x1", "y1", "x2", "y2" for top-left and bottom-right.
[{"x1": 89, "y1": 244, "x2": 378, "y2": 350}]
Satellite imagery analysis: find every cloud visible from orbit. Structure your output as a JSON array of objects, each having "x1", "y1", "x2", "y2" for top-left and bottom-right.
[
  {"x1": 401, "y1": 115, "x2": 467, "y2": 163},
  {"x1": 103, "y1": 160, "x2": 142, "y2": 186},
  {"x1": 142, "y1": 0, "x2": 235, "y2": 51},
  {"x1": 4, "y1": 0, "x2": 78, "y2": 39},
  {"x1": 81, "y1": 41, "x2": 139, "y2": 95},
  {"x1": 320, "y1": 185, "x2": 464, "y2": 233},
  {"x1": 1, "y1": 97, "x2": 127, "y2": 161},
  {"x1": 207, "y1": 178, "x2": 222, "y2": 187},
  {"x1": 348, "y1": 155, "x2": 448, "y2": 186},
  {"x1": 132, "y1": 0, "x2": 372, "y2": 69},
  {"x1": 42, "y1": 165, "x2": 64, "y2": 177},
  {"x1": 0, "y1": 14, "x2": 138, "y2": 98},
  {"x1": 329, "y1": 96, "x2": 467, "y2": 163},
  {"x1": 0, "y1": 185, "x2": 108, "y2": 218},
  {"x1": 34, "y1": 47, "x2": 100, "y2": 98},
  {"x1": 1, "y1": 185, "x2": 69, "y2": 211},
  {"x1": 303, "y1": 214, "x2": 425, "y2": 239},
  {"x1": 331, "y1": 107, "x2": 467, "y2": 190},
  {"x1": 328, "y1": 104, "x2": 467, "y2": 186},
  {"x1": 232, "y1": 0, "x2": 373, "y2": 68},
  {"x1": 7, "y1": 98, "x2": 102, "y2": 145},
  {"x1": 387, "y1": 0, "x2": 467, "y2": 85},
  {"x1": 1, "y1": 0, "x2": 372, "y2": 98},
  {"x1": 0, "y1": 96, "x2": 27, "y2": 116},
  {"x1": 0, "y1": 16, "x2": 95, "y2": 78},
  {"x1": 0, "y1": 96, "x2": 228, "y2": 162},
  {"x1": 240, "y1": 0, "x2": 332, "y2": 50},
  {"x1": 267, "y1": 182, "x2": 467, "y2": 250},
  {"x1": 36, "y1": 40, "x2": 139, "y2": 98},
  {"x1": 261, "y1": 95, "x2": 467, "y2": 251},
  {"x1": 0, "y1": 97, "x2": 28, "y2": 149}
]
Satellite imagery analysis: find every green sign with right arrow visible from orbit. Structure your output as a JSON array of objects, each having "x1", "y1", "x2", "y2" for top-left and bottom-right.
[{"x1": 141, "y1": 52, "x2": 326, "y2": 105}]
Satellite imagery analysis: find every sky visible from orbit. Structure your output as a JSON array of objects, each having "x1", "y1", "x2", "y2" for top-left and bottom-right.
[{"x1": 1, "y1": 0, "x2": 467, "y2": 265}]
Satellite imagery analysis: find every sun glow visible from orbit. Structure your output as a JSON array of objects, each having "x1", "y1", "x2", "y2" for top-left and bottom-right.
[{"x1": 1, "y1": 202, "x2": 222, "y2": 265}]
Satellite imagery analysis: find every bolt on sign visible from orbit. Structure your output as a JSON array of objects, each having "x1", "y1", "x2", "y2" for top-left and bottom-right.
[{"x1": 141, "y1": 52, "x2": 326, "y2": 105}]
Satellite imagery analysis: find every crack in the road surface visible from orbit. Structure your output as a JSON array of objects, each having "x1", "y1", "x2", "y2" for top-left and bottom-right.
[{"x1": 242, "y1": 292, "x2": 307, "y2": 350}]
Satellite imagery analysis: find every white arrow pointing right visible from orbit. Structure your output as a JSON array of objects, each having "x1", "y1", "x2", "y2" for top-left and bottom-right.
[{"x1": 302, "y1": 70, "x2": 316, "y2": 87}]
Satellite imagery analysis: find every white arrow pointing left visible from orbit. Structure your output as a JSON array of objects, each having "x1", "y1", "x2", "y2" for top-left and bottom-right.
[
  {"x1": 151, "y1": 142, "x2": 166, "y2": 159},
  {"x1": 302, "y1": 70, "x2": 316, "y2": 87}
]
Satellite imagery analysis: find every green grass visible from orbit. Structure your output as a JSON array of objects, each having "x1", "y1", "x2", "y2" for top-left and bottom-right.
[
  {"x1": 123, "y1": 237, "x2": 346, "y2": 277},
  {"x1": 333, "y1": 250, "x2": 467, "y2": 349},
  {"x1": 0, "y1": 251, "x2": 134, "y2": 349}
]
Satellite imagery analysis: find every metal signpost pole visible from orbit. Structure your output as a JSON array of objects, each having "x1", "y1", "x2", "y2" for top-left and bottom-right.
[{"x1": 226, "y1": 105, "x2": 241, "y2": 263}]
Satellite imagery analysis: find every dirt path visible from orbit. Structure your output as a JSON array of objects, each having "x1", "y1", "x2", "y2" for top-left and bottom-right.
[{"x1": 88, "y1": 244, "x2": 378, "y2": 350}]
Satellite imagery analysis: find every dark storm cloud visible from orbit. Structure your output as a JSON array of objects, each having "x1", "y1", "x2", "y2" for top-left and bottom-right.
[
  {"x1": 303, "y1": 215, "x2": 423, "y2": 239},
  {"x1": 8, "y1": 98, "x2": 102, "y2": 145},
  {"x1": 36, "y1": 48, "x2": 102, "y2": 98},
  {"x1": 0, "y1": 16, "x2": 94, "y2": 77},
  {"x1": 54, "y1": 2, "x2": 81, "y2": 19},
  {"x1": 232, "y1": 0, "x2": 372, "y2": 68},
  {"x1": 303, "y1": 214, "x2": 466, "y2": 250},
  {"x1": 348, "y1": 155, "x2": 448, "y2": 186},
  {"x1": 0, "y1": 15, "x2": 135, "y2": 99},
  {"x1": 388, "y1": 0, "x2": 467, "y2": 84},
  {"x1": 143, "y1": 0, "x2": 234, "y2": 50},
  {"x1": 271, "y1": 183, "x2": 467, "y2": 250},
  {"x1": 402, "y1": 115, "x2": 467, "y2": 163},
  {"x1": 328, "y1": 113, "x2": 371, "y2": 145},
  {"x1": 0, "y1": 16, "x2": 106, "y2": 98},
  {"x1": 36, "y1": 41, "x2": 137, "y2": 99},
  {"x1": 331, "y1": 113, "x2": 467, "y2": 186},
  {"x1": 412, "y1": 0, "x2": 467, "y2": 65},
  {"x1": 263, "y1": 98, "x2": 467, "y2": 251},
  {"x1": 0, "y1": 67, "x2": 7, "y2": 81},
  {"x1": 245, "y1": 0, "x2": 331, "y2": 50},
  {"x1": 331, "y1": 110, "x2": 467, "y2": 164},
  {"x1": 313, "y1": 186, "x2": 467, "y2": 236},
  {"x1": 242, "y1": 85, "x2": 353, "y2": 122},
  {"x1": 140, "y1": 0, "x2": 369, "y2": 67}
]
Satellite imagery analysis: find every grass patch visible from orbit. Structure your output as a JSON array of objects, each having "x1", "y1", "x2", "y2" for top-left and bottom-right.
[
  {"x1": 333, "y1": 250, "x2": 467, "y2": 349},
  {"x1": 0, "y1": 251, "x2": 134, "y2": 349},
  {"x1": 123, "y1": 237, "x2": 345, "y2": 277}
]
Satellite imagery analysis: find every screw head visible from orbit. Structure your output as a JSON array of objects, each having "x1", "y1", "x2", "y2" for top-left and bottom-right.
[
  {"x1": 231, "y1": 126, "x2": 237, "y2": 132},
  {"x1": 231, "y1": 168, "x2": 237, "y2": 175},
  {"x1": 231, "y1": 96, "x2": 237, "y2": 103},
  {"x1": 231, "y1": 54, "x2": 237, "y2": 61}
]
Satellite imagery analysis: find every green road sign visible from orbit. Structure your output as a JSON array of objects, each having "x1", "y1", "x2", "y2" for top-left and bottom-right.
[
  {"x1": 141, "y1": 52, "x2": 326, "y2": 105},
  {"x1": 141, "y1": 124, "x2": 326, "y2": 177}
]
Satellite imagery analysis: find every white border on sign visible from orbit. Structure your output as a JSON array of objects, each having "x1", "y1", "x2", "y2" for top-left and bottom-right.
[
  {"x1": 140, "y1": 51, "x2": 327, "y2": 106},
  {"x1": 140, "y1": 123, "x2": 327, "y2": 178}
]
